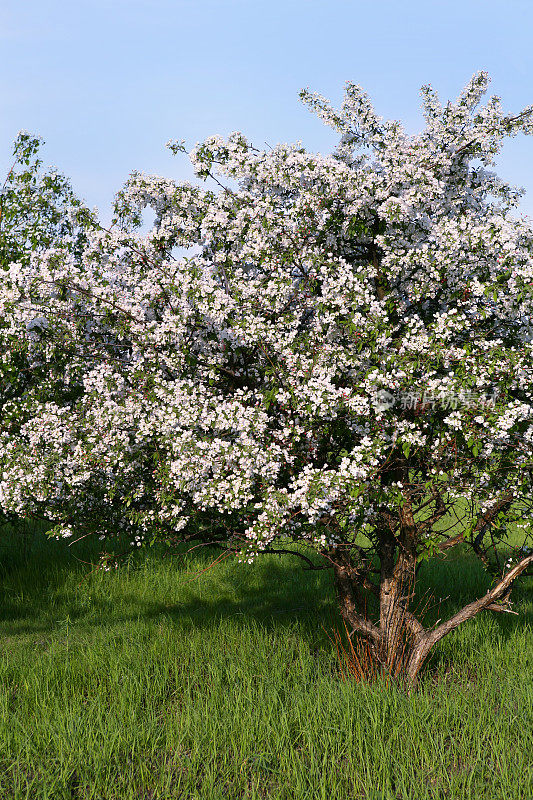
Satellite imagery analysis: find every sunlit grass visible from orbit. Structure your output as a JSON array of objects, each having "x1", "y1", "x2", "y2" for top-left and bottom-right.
[{"x1": 0, "y1": 521, "x2": 531, "y2": 799}]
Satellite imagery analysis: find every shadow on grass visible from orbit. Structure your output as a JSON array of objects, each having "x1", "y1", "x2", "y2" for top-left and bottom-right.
[
  {"x1": 0, "y1": 524, "x2": 336, "y2": 634},
  {"x1": 0, "y1": 523, "x2": 531, "y2": 669}
]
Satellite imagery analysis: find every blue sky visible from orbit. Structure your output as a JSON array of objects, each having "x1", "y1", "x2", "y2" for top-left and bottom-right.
[{"x1": 2, "y1": 0, "x2": 533, "y2": 223}]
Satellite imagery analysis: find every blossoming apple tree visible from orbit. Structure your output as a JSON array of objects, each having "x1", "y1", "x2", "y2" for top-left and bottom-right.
[{"x1": 1, "y1": 73, "x2": 533, "y2": 685}]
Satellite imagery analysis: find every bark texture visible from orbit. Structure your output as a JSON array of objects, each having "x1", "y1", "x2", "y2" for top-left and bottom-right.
[{"x1": 330, "y1": 536, "x2": 533, "y2": 689}]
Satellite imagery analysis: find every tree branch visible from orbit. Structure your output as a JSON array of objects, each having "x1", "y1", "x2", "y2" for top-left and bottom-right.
[
  {"x1": 437, "y1": 492, "x2": 513, "y2": 553},
  {"x1": 426, "y1": 553, "x2": 533, "y2": 648},
  {"x1": 332, "y1": 556, "x2": 380, "y2": 643},
  {"x1": 257, "y1": 547, "x2": 329, "y2": 570}
]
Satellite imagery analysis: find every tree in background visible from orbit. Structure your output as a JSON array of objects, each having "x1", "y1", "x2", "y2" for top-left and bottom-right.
[
  {"x1": 1, "y1": 73, "x2": 533, "y2": 686},
  {"x1": 0, "y1": 133, "x2": 96, "y2": 526}
]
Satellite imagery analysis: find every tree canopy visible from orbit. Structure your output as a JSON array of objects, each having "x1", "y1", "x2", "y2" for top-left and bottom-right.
[{"x1": 1, "y1": 72, "x2": 532, "y2": 685}]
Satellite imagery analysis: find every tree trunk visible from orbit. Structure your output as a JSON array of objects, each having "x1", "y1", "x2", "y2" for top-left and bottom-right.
[{"x1": 330, "y1": 549, "x2": 533, "y2": 690}]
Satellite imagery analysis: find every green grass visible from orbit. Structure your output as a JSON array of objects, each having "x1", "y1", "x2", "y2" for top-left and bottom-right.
[{"x1": 0, "y1": 524, "x2": 531, "y2": 799}]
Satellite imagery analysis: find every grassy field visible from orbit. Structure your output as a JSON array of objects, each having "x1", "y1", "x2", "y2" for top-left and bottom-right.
[{"x1": 0, "y1": 522, "x2": 531, "y2": 799}]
